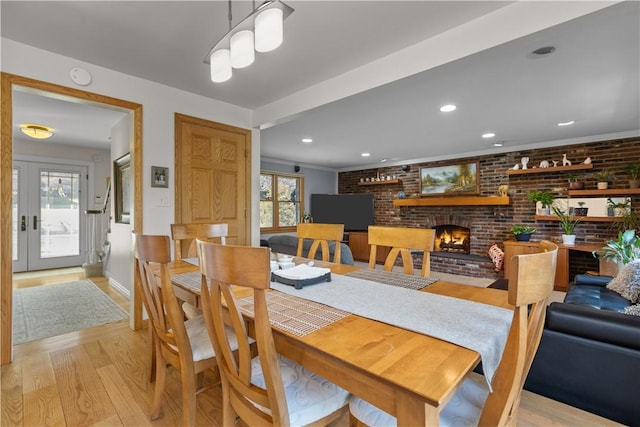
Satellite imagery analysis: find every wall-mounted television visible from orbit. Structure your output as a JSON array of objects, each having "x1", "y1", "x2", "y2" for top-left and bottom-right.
[{"x1": 310, "y1": 194, "x2": 374, "y2": 232}]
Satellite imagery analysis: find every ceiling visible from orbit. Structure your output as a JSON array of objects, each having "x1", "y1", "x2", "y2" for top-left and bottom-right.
[{"x1": 2, "y1": 1, "x2": 639, "y2": 170}]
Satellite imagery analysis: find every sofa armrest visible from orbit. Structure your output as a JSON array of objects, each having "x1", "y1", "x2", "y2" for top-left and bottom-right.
[
  {"x1": 573, "y1": 274, "x2": 612, "y2": 287},
  {"x1": 546, "y1": 302, "x2": 640, "y2": 351}
]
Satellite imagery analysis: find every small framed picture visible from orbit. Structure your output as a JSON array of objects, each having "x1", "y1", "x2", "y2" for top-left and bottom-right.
[{"x1": 151, "y1": 166, "x2": 169, "y2": 188}]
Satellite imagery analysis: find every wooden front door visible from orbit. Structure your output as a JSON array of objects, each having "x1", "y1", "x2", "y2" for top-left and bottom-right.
[{"x1": 175, "y1": 114, "x2": 250, "y2": 246}]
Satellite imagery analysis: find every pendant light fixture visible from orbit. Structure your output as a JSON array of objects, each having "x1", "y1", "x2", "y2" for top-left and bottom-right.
[{"x1": 205, "y1": 0, "x2": 294, "y2": 83}]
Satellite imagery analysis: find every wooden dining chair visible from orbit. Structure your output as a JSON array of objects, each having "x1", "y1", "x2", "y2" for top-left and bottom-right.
[
  {"x1": 367, "y1": 225, "x2": 436, "y2": 277},
  {"x1": 197, "y1": 240, "x2": 350, "y2": 427},
  {"x1": 296, "y1": 222, "x2": 345, "y2": 263},
  {"x1": 171, "y1": 222, "x2": 228, "y2": 260},
  {"x1": 349, "y1": 240, "x2": 558, "y2": 426},
  {"x1": 134, "y1": 234, "x2": 220, "y2": 427},
  {"x1": 171, "y1": 223, "x2": 228, "y2": 319}
]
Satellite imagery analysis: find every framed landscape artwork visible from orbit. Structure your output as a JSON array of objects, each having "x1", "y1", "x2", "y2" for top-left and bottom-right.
[{"x1": 419, "y1": 161, "x2": 479, "y2": 196}]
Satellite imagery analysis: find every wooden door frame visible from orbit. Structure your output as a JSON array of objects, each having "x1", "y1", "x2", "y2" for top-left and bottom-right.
[
  {"x1": 174, "y1": 113, "x2": 252, "y2": 244},
  {"x1": 1, "y1": 73, "x2": 144, "y2": 365}
]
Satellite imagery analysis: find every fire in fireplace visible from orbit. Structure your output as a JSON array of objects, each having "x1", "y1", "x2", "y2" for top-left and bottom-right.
[{"x1": 434, "y1": 224, "x2": 470, "y2": 254}]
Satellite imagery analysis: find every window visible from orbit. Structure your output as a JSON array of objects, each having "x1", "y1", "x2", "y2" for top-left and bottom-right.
[{"x1": 260, "y1": 171, "x2": 304, "y2": 232}]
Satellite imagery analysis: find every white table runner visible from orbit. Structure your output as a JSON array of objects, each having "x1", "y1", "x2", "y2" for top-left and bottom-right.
[{"x1": 271, "y1": 275, "x2": 512, "y2": 390}]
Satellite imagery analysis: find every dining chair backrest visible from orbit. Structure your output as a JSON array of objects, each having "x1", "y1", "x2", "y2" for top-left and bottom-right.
[
  {"x1": 296, "y1": 222, "x2": 345, "y2": 263},
  {"x1": 197, "y1": 240, "x2": 349, "y2": 426},
  {"x1": 197, "y1": 241, "x2": 289, "y2": 425},
  {"x1": 171, "y1": 223, "x2": 228, "y2": 259},
  {"x1": 480, "y1": 239, "x2": 558, "y2": 425},
  {"x1": 135, "y1": 234, "x2": 218, "y2": 426},
  {"x1": 367, "y1": 225, "x2": 435, "y2": 277}
]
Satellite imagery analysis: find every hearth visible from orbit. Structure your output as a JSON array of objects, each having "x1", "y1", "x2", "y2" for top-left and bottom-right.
[{"x1": 434, "y1": 224, "x2": 470, "y2": 254}]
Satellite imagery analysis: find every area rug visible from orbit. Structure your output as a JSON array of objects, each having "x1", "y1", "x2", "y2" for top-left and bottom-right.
[{"x1": 12, "y1": 280, "x2": 128, "y2": 344}]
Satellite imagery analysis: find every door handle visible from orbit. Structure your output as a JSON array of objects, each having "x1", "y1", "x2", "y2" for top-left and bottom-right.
[
  {"x1": 21, "y1": 216, "x2": 26, "y2": 231},
  {"x1": 33, "y1": 215, "x2": 38, "y2": 230}
]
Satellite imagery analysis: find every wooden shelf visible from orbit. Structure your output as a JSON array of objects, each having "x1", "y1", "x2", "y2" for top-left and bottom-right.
[
  {"x1": 358, "y1": 179, "x2": 402, "y2": 186},
  {"x1": 568, "y1": 188, "x2": 640, "y2": 196},
  {"x1": 535, "y1": 215, "x2": 617, "y2": 223},
  {"x1": 393, "y1": 196, "x2": 509, "y2": 207},
  {"x1": 506, "y1": 163, "x2": 593, "y2": 176}
]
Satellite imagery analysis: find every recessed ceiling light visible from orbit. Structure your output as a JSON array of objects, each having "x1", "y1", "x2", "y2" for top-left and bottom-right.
[
  {"x1": 557, "y1": 120, "x2": 575, "y2": 126},
  {"x1": 493, "y1": 141, "x2": 504, "y2": 147},
  {"x1": 440, "y1": 104, "x2": 456, "y2": 112},
  {"x1": 361, "y1": 153, "x2": 370, "y2": 157},
  {"x1": 380, "y1": 158, "x2": 387, "y2": 163},
  {"x1": 301, "y1": 138, "x2": 312, "y2": 143},
  {"x1": 482, "y1": 133, "x2": 496, "y2": 139}
]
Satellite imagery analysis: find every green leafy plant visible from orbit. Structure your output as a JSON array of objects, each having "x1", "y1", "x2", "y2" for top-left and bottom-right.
[
  {"x1": 552, "y1": 206, "x2": 580, "y2": 235},
  {"x1": 624, "y1": 162, "x2": 640, "y2": 180},
  {"x1": 565, "y1": 173, "x2": 579, "y2": 183},
  {"x1": 608, "y1": 198, "x2": 630, "y2": 209},
  {"x1": 510, "y1": 224, "x2": 536, "y2": 235},
  {"x1": 594, "y1": 170, "x2": 613, "y2": 183},
  {"x1": 527, "y1": 190, "x2": 555, "y2": 207},
  {"x1": 593, "y1": 229, "x2": 640, "y2": 265}
]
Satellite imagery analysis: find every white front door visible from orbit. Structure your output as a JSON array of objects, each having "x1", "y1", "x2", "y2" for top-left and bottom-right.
[{"x1": 13, "y1": 161, "x2": 88, "y2": 272}]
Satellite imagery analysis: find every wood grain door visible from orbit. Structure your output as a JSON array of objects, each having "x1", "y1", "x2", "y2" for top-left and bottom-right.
[{"x1": 175, "y1": 114, "x2": 251, "y2": 246}]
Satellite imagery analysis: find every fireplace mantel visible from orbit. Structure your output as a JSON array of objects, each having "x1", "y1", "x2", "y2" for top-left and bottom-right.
[{"x1": 393, "y1": 196, "x2": 509, "y2": 207}]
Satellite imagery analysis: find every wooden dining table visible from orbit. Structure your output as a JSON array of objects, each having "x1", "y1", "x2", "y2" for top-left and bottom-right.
[{"x1": 166, "y1": 256, "x2": 511, "y2": 426}]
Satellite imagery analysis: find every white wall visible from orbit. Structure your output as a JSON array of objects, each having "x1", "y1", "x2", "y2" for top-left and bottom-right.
[{"x1": 2, "y1": 38, "x2": 258, "y2": 295}]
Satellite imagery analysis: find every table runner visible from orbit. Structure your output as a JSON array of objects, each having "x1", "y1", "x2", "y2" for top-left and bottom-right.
[
  {"x1": 236, "y1": 292, "x2": 349, "y2": 337},
  {"x1": 345, "y1": 268, "x2": 437, "y2": 290},
  {"x1": 271, "y1": 275, "x2": 512, "y2": 389},
  {"x1": 171, "y1": 271, "x2": 201, "y2": 293}
]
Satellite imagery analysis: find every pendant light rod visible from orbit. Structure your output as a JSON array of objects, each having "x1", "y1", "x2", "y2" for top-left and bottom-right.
[{"x1": 203, "y1": 0, "x2": 293, "y2": 64}]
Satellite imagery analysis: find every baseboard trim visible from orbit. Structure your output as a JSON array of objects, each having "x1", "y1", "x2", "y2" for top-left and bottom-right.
[{"x1": 108, "y1": 278, "x2": 131, "y2": 300}]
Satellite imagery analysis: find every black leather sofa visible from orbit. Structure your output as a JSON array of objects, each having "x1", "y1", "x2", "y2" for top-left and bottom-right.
[{"x1": 524, "y1": 274, "x2": 640, "y2": 426}]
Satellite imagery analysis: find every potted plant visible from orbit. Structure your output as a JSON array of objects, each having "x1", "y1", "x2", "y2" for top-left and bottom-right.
[
  {"x1": 624, "y1": 162, "x2": 640, "y2": 189},
  {"x1": 608, "y1": 198, "x2": 630, "y2": 217},
  {"x1": 302, "y1": 211, "x2": 312, "y2": 223},
  {"x1": 510, "y1": 224, "x2": 536, "y2": 241},
  {"x1": 594, "y1": 170, "x2": 612, "y2": 190},
  {"x1": 527, "y1": 190, "x2": 555, "y2": 215},
  {"x1": 566, "y1": 173, "x2": 584, "y2": 190},
  {"x1": 574, "y1": 201, "x2": 588, "y2": 216},
  {"x1": 552, "y1": 206, "x2": 580, "y2": 245},
  {"x1": 593, "y1": 229, "x2": 640, "y2": 268}
]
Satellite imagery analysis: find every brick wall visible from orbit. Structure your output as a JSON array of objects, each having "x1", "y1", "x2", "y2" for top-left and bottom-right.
[{"x1": 338, "y1": 136, "x2": 640, "y2": 279}]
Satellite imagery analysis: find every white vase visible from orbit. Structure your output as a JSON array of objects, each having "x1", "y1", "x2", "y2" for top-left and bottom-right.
[
  {"x1": 561, "y1": 234, "x2": 576, "y2": 245},
  {"x1": 597, "y1": 182, "x2": 608, "y2": 190}
]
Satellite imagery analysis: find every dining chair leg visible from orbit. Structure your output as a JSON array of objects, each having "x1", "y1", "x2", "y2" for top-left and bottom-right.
[
  {"x1": 151, "y1": 351, "x2": 166, "y2": 420},
  {"x1": 181, "y1": 368, "x2": 197, "y2": 427},
  {"x1": 221, "y1": 376, "x2": 236, "y2": 427}
]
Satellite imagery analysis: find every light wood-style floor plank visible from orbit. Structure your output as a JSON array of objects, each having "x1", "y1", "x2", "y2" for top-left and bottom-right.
[
  {"x1": 2, "y1": 269, "x2": 625, "y2": 427},
  {"x1": 50, "y1": 345, "x2": 117, "y2": 426},
  {"x1": 23, "y1": 384, "x2": 66, "y2": 427},
  {"x1": 96, "y1": 365, "x2": 151, "y2": 427}
]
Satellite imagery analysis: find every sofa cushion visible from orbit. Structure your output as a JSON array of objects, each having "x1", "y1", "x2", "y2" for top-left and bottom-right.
[
  {"x1": 606, "y1": 260, "x2": 640, "y2": 303},
  {"x1": 546, "y1": 302, "x2": 640, "y2": 351},
  {"x1": 564, "y1": 283, "x2": 631, "y2": 311}
]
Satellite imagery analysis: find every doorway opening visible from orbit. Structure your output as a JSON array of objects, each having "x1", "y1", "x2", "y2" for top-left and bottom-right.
[{"x1": 1, "y1": 73, "x2": 143, "y2": 364}]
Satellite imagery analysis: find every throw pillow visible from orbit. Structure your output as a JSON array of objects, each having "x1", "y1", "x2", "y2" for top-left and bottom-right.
[
  {"x1": 623, "y1": 304, "x2": 640, "y2": 316},
  {"x1": 607, "y1": 260, "x2": 640, "y2": 303}
]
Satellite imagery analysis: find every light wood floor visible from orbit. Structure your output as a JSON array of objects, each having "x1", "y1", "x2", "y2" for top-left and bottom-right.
[{"x1": 2, "y1": 269, "x2": 623, "y2": 426}]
